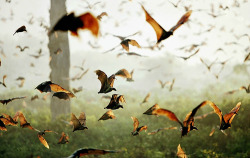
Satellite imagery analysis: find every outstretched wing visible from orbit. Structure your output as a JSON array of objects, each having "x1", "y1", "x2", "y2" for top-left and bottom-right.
[
  {"x1": 95, "y1": 70, "x2": 108, "y2": 88},
  {"x1": 117, "y1": 95, "x2": 126, "y2": 103},
  {"x1": 143, "y1": 104, "x2": 160, "y2": 115},
  {"x1": 108, "y1": 75, "x2": 115, "y2": 88},
  {"x1": 131, "y1": 116, "x2": 139, "y2": 132},
  {"x1": 71, "y1": 113, "x2": 81, "y2": 131},
  {"x1": 169, "y1": 10, "x2": 192, "y2": 32},
  {"x1": 38, "y1": 134, "x2": 49, "y2": 149},
  {"x1": 115, "y1": 69, "x2": 132, "y2": 79},
  {"x1": 78, "y1": 112, "x2": 86, "y2": 126},
  {"x1": 206, "y1": 100, "x2": 223, "y2": 125},
  {"x1": 223, "y1": 102, "x2": 241, "y2": 124},
  {"x1": 177, "y1": 144, "x2": 187, "y2": 158}
]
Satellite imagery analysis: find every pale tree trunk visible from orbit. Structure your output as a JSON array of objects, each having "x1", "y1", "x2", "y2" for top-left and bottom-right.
[{"x1": 48, "y1": 0, "x2": 70, "y2": 120}]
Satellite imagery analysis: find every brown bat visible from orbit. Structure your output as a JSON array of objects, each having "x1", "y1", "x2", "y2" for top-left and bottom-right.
[
  {"x1": 49, "y1": 12, "x2": 99, "y2": 37},
  {"x1": 140, "y1": 92, "x2": 150, "y2": 105},
  {"x1": 58, "y1": 132, "x2": 69, "y2": 144},
  {"x1": 0, "y1": 96, "x2": 26, "y2": 105},
  {"x1": 115, "y1": 69, "x2": 134, "y2": 81},
  {"x1": 16, "y1": 45, "x2": 29, "y2": 52},
  {"x1": 35, "y1": 81, "x2": 75, "y2": 99},
  {"x1": 105, "y1": 94, "x2": 125, "y2": 110},
  {"x1": 148, "y1": 127, "x2": 177, "y2": 135},
  {"x1": 243, "y1": 52, "x2": 249, "y2": 63},
  {"x1": 226, "y1": 84, "x2": 250, "y2": 94},
  {"x1": 206, "y1": 101, "x2": 241, "y2": 130},
  {"x1": 72, "y1": 86, "x2": 83, "y2": 94},
  {"x1": 0, "y1": 75, "x2": 7, "y2": 87},
  {"x1": 13, "y1": 25, "x2": 27, "y2": 35},
  {"x1": 142, "y1": 5, "x2": 192, "y2": 44},
  {"x1": 71, "y1": 112, "x2": 88, "y2": 132},
  {"x1": 152, "y1": 100, "x2": 210, "y2": 136},
  {"x1": 67, "y1": 148, "x2": 120, "y2": 158},
  {"x1": 131, "y1": 116, "x2": 147, "y2": 136},
  {"x1": 0, "y1": 113, "x2": 18, "y2": 126},
  {"x1": 177, "y1": 49, "x2": 200, "y2": 60},
  {"x1": 98, "y1": 110, "x2": 116, "y2": 121},
  {"x1": 18, "y1": 112, "x2": 36, "y2": 130},
  {"x1": 143, "y1": 104, "x2": 160, "y2": 115},
  {"x1": 158, "y1": 80, "x2": 171, "y2": 89},
  {"x1": 177, "y1": 144, "x2": 188, "y2": 158},
  {"x1": 31, "y1": 95, "x2": 39, "y2": 101},
  {"x1": 200, "y1": 58, "x2": 217, "y2": 72},
  {"x1": 52, "y1": 92, "x2": 74, "y2": 100},
  {"x1": 16, "y1": 77, "x2": 25, "y2": 88},
  {"x1": 97, "y1": 12, "x2": 108, "y2": 21},
  {"x1": 120, "y1": 39, "x2": 141, "y2": 52},
  {"x1": 0, "y1": 116, "x2": 7, "y2": 131},
  {"x1": 95, "y1": 70, "x2": 116, "y2": 93},
  {"x1": 37, "y1": 130, "x2": 57, "y2": 149}
]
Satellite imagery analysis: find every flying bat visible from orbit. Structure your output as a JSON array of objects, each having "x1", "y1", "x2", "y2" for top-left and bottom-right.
[
  {"x1": 120, "y1": 39, "x2": 141, "y2": 52},
  {"x1": 16, "y1": 45, "x2": 29, "y2": 52},
  {"x1": 104, "y1": 94, "x2": 125, "y2": 110},
  {"x1": 177, "y1": 144, "x2": 188, "y2": 158},
  {"x1": 58, "y1": 132, "x2": 69, "y2": 144},
  {"x1": 152, "y1": 100, "x2": 210, "y2": 136},
  {"x1": 0, "y1": 117, "x2": 7, "y2": 131},
  {"x1": 98, "y1": 110, "x2": 116, "y2": 121},
  {"x1": 177, "y1": 48, "x2": 200, "y2": 60},
  {"x1": 0, "y1": 113, "x2": 18, "y2": 126},
  {"x1": 37, "y1": 130, "x2": 57, "y2": 149},
  {"x1": 49, "y1": 12, "x2": 99, "y2": 37},
  {"x1": 18, "y1": 111, "x2": 36, "y2": 130},
  {"x1": 200, "y1": 58, "x2": 217, "y2": 72},
  {"x1": 140, "y1": 93, "x2": 150, "y2": 105},
  {"x1": 148, "y1": 127, "x2": 177, "y2": 135},
  {"x1": 95, "y1": 70, "x2": 116, "y2": 93},
  {"x1": 97, "y1": 12, "x2": 108, "y2": 21},
  {"x1": 142, "y1": 5, "x2": 192, "y2": 44},
  {"x1": 31, "y1": 95, "x2": 39, "y2": 101},
  {"x1": 0, "y1": 96, "x2": 26, "y2": 105},
  {"x1": 67, "y1": 148, "x2": 120, "y2": 158},
  {"x1": 71, "y1": 112, "x2": 88, "y2": 132},
  {"x1": 131, "y1": 116, "x2": 147, "y2": 136},
  {"x1": 115, "y1": 69, "x2": 134, "y2": 81},
  {"x1": 13, "y1": 25, "x2": 27, "y2": 35},
  {"x1": 143, "y1": 104, "x2": 160, "y2": 115},
  {"x1": 0, "y1": 75, "x2": 7, "y2": 87},
  {"x1": 158, "y1": 80, "x2": 171, "y2": 89},
  {"x1": 226, "y1": 84, "x2": 250, "y2": 94}
]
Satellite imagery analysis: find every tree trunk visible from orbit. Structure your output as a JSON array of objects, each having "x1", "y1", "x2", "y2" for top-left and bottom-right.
[{"x1": 48, "y1": 0, "x2": 70, "y2": 120}]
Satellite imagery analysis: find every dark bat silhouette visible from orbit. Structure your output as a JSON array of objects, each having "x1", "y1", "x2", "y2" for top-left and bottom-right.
[
  {"x1": 58, "y1": 132, "x2": 69, "y2": 144},
  {"x1": 97, "y1": 12, "x2": 108, "y2": 21},
  {"x1": 148, "y1": 127, "x2": 177, "y2": 135},
  {"x1": 0, "y1": 96, "x2": 26, "y2": 105},
  {"x1": 206, "y1": 101, "x2": 241, "y2": 130},
  {"x1": 115, "y1": 69, "x2": 134, "y2": 81},
  {"x1": 67, "y1": 148, "x2": 120, "y2": 158},
  {"x1": 131, "y1": 116, "x2": 147, "y2": 136},
  {"x1": 152, "y1": 100, "x2": 210, "y2": 136},
  {"x1": 71, "y1": 112, "x2": 88, "y2": 132},
  {"x1": 143, "y1": 104, "x2": 160, "y2": 115},
  {"x1": 95, "y1": 70, "x2": 116, "y2": 93},
  {"x1": 49, "y1": 12, "x2": 99, "y2": 37},
  {"x1": 104, "y1": 94, "x2": 125, "y2": 110},
  {"x1": 142, "y1": 5, "x2": 192, "y2": 44},
  {"x1": 0, "y1": 117, "x2": 7, "y2": 131},
  {"x1": 0, "y1": 75, "x2": 7, "y2": 87},
  {"x1": 16, "y1": 45, "x2": 29, "y2": 52},
  {"x1": 177, "y1": 144, "x2": 187, "y2": 158},
  {"x1": 13, "y1": 25, "x2": 27, "y2": 35},
  {"x1": 98, "y1": 110, "x2": 116, "y2": 121}
]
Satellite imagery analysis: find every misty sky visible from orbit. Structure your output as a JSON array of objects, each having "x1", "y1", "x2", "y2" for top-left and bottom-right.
[{"x1": 0, "y1": 0, "x2": 249, "y2": 94}]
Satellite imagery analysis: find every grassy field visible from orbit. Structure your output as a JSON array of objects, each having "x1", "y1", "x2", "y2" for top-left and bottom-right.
[{"x1": 0, "y1": 88, "x2": 249, "y2": 158}]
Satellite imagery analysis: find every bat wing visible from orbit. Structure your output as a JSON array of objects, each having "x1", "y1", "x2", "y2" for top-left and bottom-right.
[
  {"x1": 35, "y1": 81, "x2": 53, "y2": 93},
  {"x1": 120, "y1": 40, "x2": 129, "y2": 52},
  {"x1": 131, "y1": 116, "x2": 139, "y2": 132},
  {"x1": 209, "y1": 128, "x2": 215, "y2": 136},
  {"x1": 206, "y1": 100, "x2": 224, "y2": 125},
  {"x1": 78, "y1": 13, "x2": 99, "y2": 37},
  {"x1": 95, "y1": 70, "x2": 108, "y2": 89},
  {"x1": 152, "y1": 108, "x2": 183, "y2": 126},
  {"x1": 128, "y1": 39, "x2": 141, "y2": 48},
  {"x1": 115, "y1": 69, "x2": 132, "y2": 79},
  {"x1": 177, "y1": 144, "x2": 187, "y2": 158},
  {"x1": 12, "y1": 111, "x2": 19, "y2": 122},
  {"x1": 71, "y1": 113, "x2": 81, "y2": 131},
  {"x1": 18, "y1": 112, "x2": 28, "y2": 126},
  {"x1": 117, "y1": 95, "x2": 126, "y2": 103},
  {"x1": 0, "y1": 119, "x2": 7, "y2": 131},
  {"x1": 137, "y1": 125, "x2": 147, "y2": 133},
  {"x1": 169, "y1": 79, "x2": 175, "y2": 91},
  {"x1": 78, "y1": 112, "x2": 86, "y2": 126},
  {"x1": 143, "y1": 104, "x2": 160, "y2": 115},
  {"x1": 169, "y1": 10, "x2": 192, "y2": 32},
  {"x1": 141, "y1": 93, "x2": 150, "y2": 104},
  {"x1": 223, "y1": 102, "x2": 241, "y2": 124},
  {"x1": 52, "y1": 92, "x2": 70, "y2": 100},
  {"x1": 98, "y1": 110, "x2": 115, "y2": 121},
  {"x1": 108, "y1": 75, "x2": 115, "y2": 88},
  {"x1": 38, "y1": 134, "x2": 49, "y2": 149}
]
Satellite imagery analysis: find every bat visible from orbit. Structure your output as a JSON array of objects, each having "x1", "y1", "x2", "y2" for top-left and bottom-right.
[
  {"x1": 37, "y1": 130, "x2": 57, "y2": 149},
  {"x1": 0, "y1": 96, "x2": 26, "y2": 105},
  {"x1": 0, "y1": 117, "x2": 7, "y2": 131},
  {"x1": 0, "y1": 113, "x2": 18, "y2": 126},
  {"x1": 158, "y1": 80, "x2": 171, "y2": 89},
  {"x1": 120, "y1": 39, "x2": 141, "y2": 52},
  {"x1": 152, "y1": 100, "x2": 210, "y2": 136},
  {"x1": 143, "y1": 104, "x2": 160, "y2": 115},
  {"x1": 0, "y1": 75, "x2": 7, "y2": 87},
  {"x1": 72, "y1": 86, "x2": 83, "y2": 94},
  {"x1": 71, "y1": 112, "x2": 88, "y2": 132},
  {"x1": 16, "y1": 45, "x2": 29, "y2": 52},
  {"x1": 98, "y1": 110, "x2": 116, "y2": 121},
  {"x1": 131, "y1": 116, "x2": 147, "y2": 136},
  {"x1": 67, "y1": 148, "x2": 120, "y2": 158},
  {"x1": 115, "y1": 69, "x2": 134, "y2": 81},
  {"x1": 194, "y1": 111, "x2": 214, "y2": 120},
  {"x1": 226, "y1": 84, "x2": 250, "y2": 94},
  {"x1": 209, "y1": 127, "x2": 215, "y2": 136},
  {"x1": 148, "y1": 127, "x2": 177, "y2": 135},
  {"x1": 104, "y1": 94, "x2": 125, "y2": 110},
  {"x1": 142, "y1": 5, "x2": 192, "y2": 44},
  {"x1": 206, "y1": 101, "x2": 241, "y2": 130},
  {"x1": 49, "y1": 12, "x2": 99, "y2": 37},
  {"x1": 35, "y1": 81, "x2": 75, "y2": 99},
  {"x1": 169, "y1": 78, "x2": 175, "y2": 92},
  {"x1": 95, "y1": 70, "x2": 116, "y2": 93},
  {"x1": 200, "y1": 58, "x2": 217, "y2": 71},
  {"x1": 13, "y1": 25, "x2": 27, "y2": 35},
  {"x1": 18, "y1": 112, "x2": 36, "y2": 130},
  {"x1": 177, "y1": 49, "x2": 200, "y2": 60},
  {"x1": 244, "y1": 52, "x2": 250, "y2": 62},
  {"x1": 177, "y1": 144, "x2": 188, "y2": 158},
  {"x1": 58, "y1": 132, "x2": 69, "y2": 144},
  {"x1": 31, "y1": 95, "x2": 39, "y2": 101},
  {"x1": 16, "y1": 77, "x2": 25, "y2": 88},
  {"x1": 97, "y1": 12, "x2": 108, "y2": 21},
  {"x1": 140, "y1": 93, "x2": 150, "y2": 105}
]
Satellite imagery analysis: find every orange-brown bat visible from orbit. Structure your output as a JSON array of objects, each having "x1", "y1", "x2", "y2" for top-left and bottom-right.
[
  {"x1": 35, "y1": 81, "x2": 75, "y2": 99},
  {"x1": 97, "y1": 12, "x2": 108, "y2": 21},
  {"x1": 0, "y1": 75, "x2": 7, "y2": 87},
  {"x1": 0, "y1": 116, "x2": 7, "y2": 131},
  {"x1": 120, "y1": 39, "x2": 141, "y2": 52},
  {"x1": 206, "y1": 101, "x2": 241, "y2": 130},
  {"x1": 177, "y1": 144, "x2": 188, "y2": 158},
  {"x1": 68, "y1": 148, "x2": 120, "y2": 158},
  {"x1": 58, "y1": 132, "x2": 69, "y2": 144},
  {"x1": 140, "y1": 92, "x2": 150, "y2": 105},
  {"x1": 37, "y1": 130, "x2": 56, "y2": 149},
  {"x1": 142, "y1": 5, "x2": 192, "y2": 44},
  {"x1": 13, "y1": 25, "x2": 27, "y2": 35},
  {"x1": 226, "y1": 84, "x2": 250, "y2": 94},
  {"x1": 98, "y1": 110, "x2": 116, "y2": 121},
  {"x1": 152, "y1": 100, "x2": 210, "y2": 136},
  {"x1": 148, "y1": 127, "x2": 177, "y2": 135},
  {"x1": 244, "y1": 52, "x2": 250, "y2": 62},
  {"x1": 115, "y1": 69, "x2": 134, "y2": 81},
  {"x1": 209, "y1": 127, "x2": 215, "y2": 136},
  {"x1": 18, "y1": 112, "x2": 36, "y2": 130},
  {"x1": 95, "y1": 70, "x2": 116, "y2": 93},
  {"x1": 131, "y1": 116, "x2": 147, "y2": 136},
  {"x1": 49, "y1": 12, "x2": 99, "y2": 37},
  {"x1": 52, "y1": 92, "x2": 73, "y2": 100},
  {"x1": 104, "y1": 94, "x2": 125, "y2": 110},
  {"x1": 0, "y1": 113, "x2": 18, "y2": 126},
  {"x1": 143, "y1": 104, "x2": 160, "y2": 115},
  {"x1": 71, "y1": 112, "x2": 88, "y2": 132},
  {"x1": 0, "y1": 96, "x2": 26, "y2": 105}
]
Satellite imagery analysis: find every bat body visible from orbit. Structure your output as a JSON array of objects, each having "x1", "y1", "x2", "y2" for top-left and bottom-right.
[
  {"x1": 13, "y1": 25, "x2": 27, "y2": 35},
  {"x1": 104, "y1": 94, "x2": 125, "y2": 110},
  {"x1": 71, "y1": 113, "x2": 88, "y2": 132},
  {"x1": 0, "y1": 96, "x2": 26, "y2": 105},
  {"x1": 95, "y1": 70, "x2": 116, "y2": 93},
  {"x1": 68, "y1": 148, "x2": 119, "y2": 158}
]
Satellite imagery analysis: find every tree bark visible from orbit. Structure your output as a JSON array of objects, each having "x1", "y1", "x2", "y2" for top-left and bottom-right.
[{"x1": 48, "y1": 0, "x2": 70, "y2": 120}]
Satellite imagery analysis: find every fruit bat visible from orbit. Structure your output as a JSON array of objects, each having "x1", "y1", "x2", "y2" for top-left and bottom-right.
[
  {"x1": 131, "y1": 116, "x2": 147, "y2": 136},
  {"x1": 143, "y1": 104, "x2": 160, "y2": 115},
  {"x1": 13, "y1": 25, "x2": 27, "y2": 36},
  {"x1": 104, "y1": 94, "x2": 125, "y2": 110},
  {"x1": 98, "y1": 110, "x2": 116, "y2": 121},
  {"x1": 115, "y1": 69, "x2": 134, "y2": 81},
  {"x1": 49, "y1": 12, "x2": 99, "y2": 37},
  {"x1": 142, "y1": 5, "x2": 192, "y2": 44},
  {"x1": 67, "y1": 148, "x2": 120, "y2": 158},
  {"x1": 177, "y1": 144, "x2": 188, "y2": 158},
  {"x1": 0, "y1": 116, "x2": 7, "y2": 131},
  {"x1": 95, "y1": 70, "x2": 116, "y2": 93},
  {"x1": 71, "y1": 112, "x2": 88, "y2": 132},
  {"x1": 0, "y1": 75, "x2": 7, "y2": 87},
  {"x1": 0, "y1": 96, "x2": 26, "y2": 105},
  {"x1": 140, "y1": 93, "x2": 150, "y2": 105},
  {"x1": 120, "y1": 39, "x2": 141, "y2": 52},
  {"x1": 58, "y1": 132, "x2": 69, "y2": 144},
  {"x1": 18, "y1": 112, "x2": 36, "y2": 130}
]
